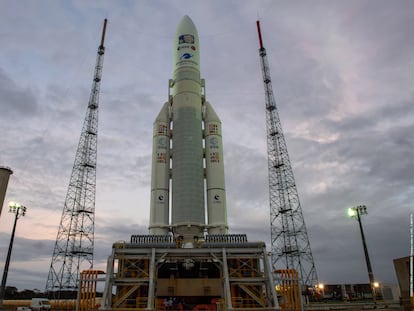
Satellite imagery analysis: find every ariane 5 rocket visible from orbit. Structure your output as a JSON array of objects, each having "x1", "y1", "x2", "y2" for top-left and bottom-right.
[{"x1": 149, "y1": 15, "x2": 228, "y2": 242}]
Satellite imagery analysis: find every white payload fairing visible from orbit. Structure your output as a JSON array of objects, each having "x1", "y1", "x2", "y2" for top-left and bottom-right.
[{"x1": 149, "y1": 15, "x2": 227, "y2": 242}]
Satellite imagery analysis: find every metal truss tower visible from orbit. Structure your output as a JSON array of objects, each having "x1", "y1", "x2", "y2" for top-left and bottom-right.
[
  {"x1": 46, "y1": 19, "x2": 108, "y2": 292},
  {"x1": 256, "y1": 21, "x2": 318, "y2": 287}
]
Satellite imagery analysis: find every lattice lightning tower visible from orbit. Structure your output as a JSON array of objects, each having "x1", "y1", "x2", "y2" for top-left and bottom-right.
[
  {"x1": 256, "y1": 21, "x2": 318, "y2": 287},
  {"x1": 46, "y1": 19, "x2": 107, "y2": 292}
]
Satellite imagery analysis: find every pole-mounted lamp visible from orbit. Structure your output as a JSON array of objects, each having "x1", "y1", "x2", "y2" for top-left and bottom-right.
[
  {"x1": 0, "y1": 202, "x2": 27, "y2": 306},
  {"x1": 348, "y1": 205, "x2": 377, "y2": 303}
]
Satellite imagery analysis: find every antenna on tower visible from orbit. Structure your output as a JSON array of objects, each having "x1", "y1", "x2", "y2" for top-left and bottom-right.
[
  {"x1": 256, "y1": 20, "x2": 318, "y2": 287},
  {"x1": 46, "y1": 19, "x2": 108, "y2": 295},
  {"x1": 100, "y1": 18, "x2": 108, "y2": 48}
]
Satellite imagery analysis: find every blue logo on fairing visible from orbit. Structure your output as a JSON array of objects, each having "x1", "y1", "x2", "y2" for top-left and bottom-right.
[{"x1": 181, "y1": 53, "x2": 193, "y2": 60}]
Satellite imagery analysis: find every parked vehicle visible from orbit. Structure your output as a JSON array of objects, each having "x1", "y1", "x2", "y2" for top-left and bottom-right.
[{"x1": 31, "y1": 298, "x2": 51, "y2": 311}]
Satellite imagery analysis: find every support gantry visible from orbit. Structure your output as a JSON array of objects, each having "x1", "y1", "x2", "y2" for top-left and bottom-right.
[
  {"x1": 46, "y1": 19, "x2": 108, "y2": 294},
  {"x1": 256, "y1": 20, "x2": 318, "y2": 288}
]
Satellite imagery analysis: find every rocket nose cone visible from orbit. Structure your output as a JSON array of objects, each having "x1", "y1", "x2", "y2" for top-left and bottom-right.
[
  {"x1": 174, "y1": 15, "x2": 200, "y2": 72},
  {"x1": 176, "y1": 15, "x2": 198, "y2": 37}
]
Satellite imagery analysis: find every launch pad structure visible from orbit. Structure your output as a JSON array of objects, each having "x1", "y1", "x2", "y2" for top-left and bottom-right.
[
  {"x1": 101, "y1": 235, "x2": 279, "y2": 311},
  {"x1": 91, "y1": 16, "x2": 280, "y2": 311},
  {"x1": 97, "y1": 15, "x2": 282, "y2": 311}
]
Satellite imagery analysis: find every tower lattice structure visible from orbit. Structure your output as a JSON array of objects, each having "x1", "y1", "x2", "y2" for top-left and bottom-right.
[
  {"x1": 256, "y1": 21, "x2": 318, "y2": 287},
  {"x1": 46, "y1": 19, "x2": 107, "y2": 292}
]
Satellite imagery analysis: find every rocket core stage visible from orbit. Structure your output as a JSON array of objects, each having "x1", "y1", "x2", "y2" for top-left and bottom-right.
[{"x1": 149, "y1": 15, "x2": 228, "y2": 242}]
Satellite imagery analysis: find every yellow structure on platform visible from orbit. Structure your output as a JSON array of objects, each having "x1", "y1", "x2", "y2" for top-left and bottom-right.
[
  {"x1": 275, "y1": 269, "x2": 301, "y2": 311},
  {"x1": 77, "y1": 270, "x2": 105, "y2": 311}
]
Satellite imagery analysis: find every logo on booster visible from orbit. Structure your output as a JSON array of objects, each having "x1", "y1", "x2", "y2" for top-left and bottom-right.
[
  {"x1": 158, "y1": 137, "x2": 167, "y2": 149},
  {"x1": 209, "y1": 137, "x2": 218, "y2": 149}
]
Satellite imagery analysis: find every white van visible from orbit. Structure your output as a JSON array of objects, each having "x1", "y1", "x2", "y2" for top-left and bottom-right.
[{"x1": 31, "y1": 298, "x2": 51, "y2": 311}]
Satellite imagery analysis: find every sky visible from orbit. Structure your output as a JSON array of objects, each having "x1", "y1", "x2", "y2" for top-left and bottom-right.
[{"x1": 0, "y1": 0, "x2": 413, "y2": 291}]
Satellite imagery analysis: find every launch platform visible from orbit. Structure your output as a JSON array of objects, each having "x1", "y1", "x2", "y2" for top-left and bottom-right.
[{"x1": 101, "y1": 234, "x2": 279, "y2": 311}]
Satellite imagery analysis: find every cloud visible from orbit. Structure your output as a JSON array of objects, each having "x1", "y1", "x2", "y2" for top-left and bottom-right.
[{"x1": 0, "y1": 68, "x2": 38, "y2": 118}]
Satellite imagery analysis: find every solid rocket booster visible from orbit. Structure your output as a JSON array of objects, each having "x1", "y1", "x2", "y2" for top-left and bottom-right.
[
  {"x1": 149, "y1": 15, "x2": 227, "y2": 241},
  {"x1": 149, "y1": 102, "x2": 170, "y2": 235},
  {"x1": 204, "y1": 101, "x2": 227, "y2": 234}
]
